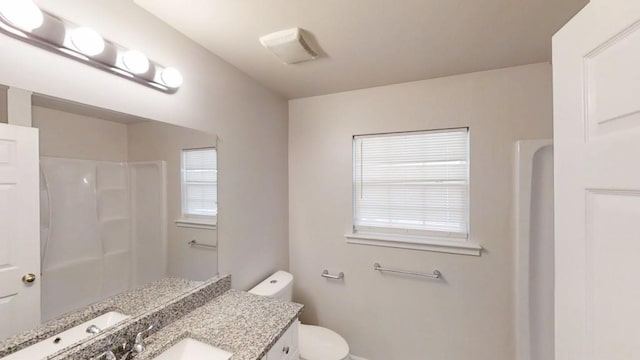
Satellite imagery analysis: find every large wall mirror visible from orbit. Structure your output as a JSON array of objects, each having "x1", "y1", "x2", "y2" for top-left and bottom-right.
[{"x1": 0, "y1": 86, "x2": 218, "y2": 334}]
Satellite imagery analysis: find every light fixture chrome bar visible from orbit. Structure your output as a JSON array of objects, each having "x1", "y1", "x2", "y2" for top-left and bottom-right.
[
  {"x1": 188, "y1": 240, "x2": 216, "y2": 249},
  {"x1": 373, "y1": 262, "x2": 442, "y2": 279},
  {"x1": 321, "y1": 270, "x2": 344, "y2": 280},
  {"x1": 0, "y1": 2, "x2": 182, "y2": 93}
]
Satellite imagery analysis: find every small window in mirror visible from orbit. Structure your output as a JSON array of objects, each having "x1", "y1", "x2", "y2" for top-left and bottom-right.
[{"x1": 177, "y1": 147, "x2": 217, "y2": 228}]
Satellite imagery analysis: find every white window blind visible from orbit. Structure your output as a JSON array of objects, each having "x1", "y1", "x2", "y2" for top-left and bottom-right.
[
  {"x1": 353, "y1": 128, "x2": 469, "y2": 240},
  {"x1": 181, "y1": 148, "x2": 217, "y2": 219}
]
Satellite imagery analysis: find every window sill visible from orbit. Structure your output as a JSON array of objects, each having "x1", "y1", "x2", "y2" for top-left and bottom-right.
[
  {"x1": 345, "y1": 232, "x2": 482, "y2": 256},
  {"x1": 175, "y1": 218, "x2": 217, "y2": 230}
]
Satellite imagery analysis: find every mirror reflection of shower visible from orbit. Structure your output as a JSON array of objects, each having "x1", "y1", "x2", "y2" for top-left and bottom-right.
[
  {"x1": 32, "y1": 94, "x2": 219, "y2": 322},
  {"x1": 39, "y1": 158, "x2": 166, "y2": 321}
]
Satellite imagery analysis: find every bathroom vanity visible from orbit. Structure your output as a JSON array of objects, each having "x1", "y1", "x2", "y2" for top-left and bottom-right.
[
  {"x1": 0, "y1": 275, "x2": 303, "y2": 360},
  {"x1": 261, "y1": 321, "x2": 299, "y2": 360},
  {"x1": 131, "y1": 290, "x2": 301, "y2": 360}
]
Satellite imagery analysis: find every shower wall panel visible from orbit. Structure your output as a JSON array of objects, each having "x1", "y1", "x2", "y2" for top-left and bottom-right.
[
  {"x1": 39, "y1": 157, "x2": 166, "y2": 321},
  {"x1": 129, "y1": 161, "x2": 167, "y2": 288},
  {"x1": 40, "y1": 158, "x2": 104, "y2": 321}
]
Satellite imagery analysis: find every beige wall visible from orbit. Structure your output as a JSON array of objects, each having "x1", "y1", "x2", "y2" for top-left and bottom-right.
[
  {"x1": 0, "y1": 0, "x2": 289, "y2": 289},
  {"x1": 0, "y1": 86, "x2": 7, "y2": 124},
  {"x1": 32, "y1": 106, "x2": 128, "y2": 161},
  {"x1": 288, "y1": 63, "x2": 553, "y2": 360},
  {"x1": 127, "y1": 121, "x2": 218, "y2": 281}
]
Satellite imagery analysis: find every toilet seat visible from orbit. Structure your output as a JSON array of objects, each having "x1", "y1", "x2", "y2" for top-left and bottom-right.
[{"x1": 298, "y1": 324, "x2": 350, "y2": 360}]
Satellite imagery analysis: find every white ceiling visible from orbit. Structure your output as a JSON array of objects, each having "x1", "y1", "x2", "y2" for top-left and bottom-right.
[{"x1": 134, "y1": 0, "x2": 588, "y2": 99}]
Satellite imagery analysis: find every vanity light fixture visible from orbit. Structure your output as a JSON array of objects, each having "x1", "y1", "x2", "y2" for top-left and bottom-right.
[
  {"x1": 0, "y1": 0, "x2": 43, "y2": 32},
  {"x1": 122, "y1": 50, "x2": 150, "y2": 74},
  {"x1": 159, "y1": 67, "x2": 183, "y2": 89},
  {"x1": 0, "y1": 0, "x2": 183, "y2": 93},
  {"x1": 69, "y1": 27, "x2": 104, "y2": 56}
]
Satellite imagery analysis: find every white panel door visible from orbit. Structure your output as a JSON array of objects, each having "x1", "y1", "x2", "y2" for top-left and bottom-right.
[
  {"x1": 0, "y1": 123, "x2": 40, "y2": 339},
  {"x1": 553, "y1": 0, "x2": 640, "y2": 359}
]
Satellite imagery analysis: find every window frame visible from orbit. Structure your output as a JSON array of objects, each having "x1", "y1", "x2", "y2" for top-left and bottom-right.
[
  {"x1": 346, "y1": 127, "x2": 481, "y2": 256},
  {"x1": 176, "y1": 146, "x2": 217, "y2": 230}
]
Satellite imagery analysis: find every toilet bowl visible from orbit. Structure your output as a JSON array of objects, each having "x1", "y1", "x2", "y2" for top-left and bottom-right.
[
  {"x1": 248, "y1": 271, "x2": 351, "y2": 360},
  {"x1": 299, "y1": 324, "x2": 350, "y2": 360}
]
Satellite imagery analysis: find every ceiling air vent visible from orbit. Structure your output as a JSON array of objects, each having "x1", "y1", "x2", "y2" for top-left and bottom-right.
[{"x1": 259, "y1": 28, "x2": 318, "y2": 64}]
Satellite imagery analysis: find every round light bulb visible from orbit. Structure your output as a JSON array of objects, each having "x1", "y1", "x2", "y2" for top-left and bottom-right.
[
  {"x1": 122, "y1": 50, "x2": 149, "y2": 74},
  {"x1": 0, "y1": 0, "x2": 43, "y2": 32},
  {"x1": 70, "y1": 27, "x2": 104, "y2": 56},
  {"x1": 160, "y1": 67, "x2": 183, "y2": 88}
]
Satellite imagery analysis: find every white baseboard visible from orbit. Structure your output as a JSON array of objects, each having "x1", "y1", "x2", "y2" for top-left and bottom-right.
[{"x1": 350, "y1": 355, "x2": 368, "y2": 360}]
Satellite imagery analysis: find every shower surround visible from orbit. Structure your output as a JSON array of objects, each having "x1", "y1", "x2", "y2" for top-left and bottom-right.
[{"x1": 39, "y1": 157, "x2": 167, "y2": 321}]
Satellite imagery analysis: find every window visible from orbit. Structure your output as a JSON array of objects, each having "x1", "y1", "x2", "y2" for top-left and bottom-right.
[
  {"x1": 177, "y1": 147, "x2": 217, "y2": 228},
  {"x1": 347, "y1": 128, "x2": 480, "y2": 255}
]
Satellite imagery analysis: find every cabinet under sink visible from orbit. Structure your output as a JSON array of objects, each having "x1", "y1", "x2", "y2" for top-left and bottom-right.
[{"x1": 263, "y1": 320, "x2": 299, "y2": 360}]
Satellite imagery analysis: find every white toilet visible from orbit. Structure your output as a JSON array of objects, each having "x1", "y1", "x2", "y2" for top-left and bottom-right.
[{"x1": 249, "y1": 271, "x2": 351, "y2": 360}]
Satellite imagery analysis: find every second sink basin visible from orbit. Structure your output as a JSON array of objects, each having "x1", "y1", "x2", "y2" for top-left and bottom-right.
[
  {"x1": 1, "y1": 311, "x2": 129, "y2": 360},
  {"x1": 152, "y1": 338, "x2": 232, "y2": 360}
]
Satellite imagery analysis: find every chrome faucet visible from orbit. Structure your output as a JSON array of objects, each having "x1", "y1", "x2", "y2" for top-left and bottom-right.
[
  {"x1": 96, "y1": 349, "x2": 116, "y2": 360},
  {"x1": 98, "y1": 341, "x2": 134, "y2": 360},
  {"x1": 132, "y1": 324, "x2": 154, "y2": 354},
  {"x1": 95, "y1": 324, "x2": 154, "y2": 360},
  {"x1": 119, "y1": 342, "x2": 133, "y2": 360},
  {"x1": 86, "y1": 324, "x2": 101, "y2": 335}
]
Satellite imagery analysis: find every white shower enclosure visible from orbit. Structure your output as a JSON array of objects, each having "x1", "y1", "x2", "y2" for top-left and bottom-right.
[
  {"x1": 39, "y1": 157, "x2": 167, "y2": 321},
  {"x1": 514, "y1": 140, "x2": 554, "y2": 360}
]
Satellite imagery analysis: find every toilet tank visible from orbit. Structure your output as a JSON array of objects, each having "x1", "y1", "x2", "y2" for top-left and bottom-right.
[{"x1": 248, "y1": 271, "x2": 293, "y2": 301}]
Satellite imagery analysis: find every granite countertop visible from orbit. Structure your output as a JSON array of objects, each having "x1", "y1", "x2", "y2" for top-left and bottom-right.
[
  {"x1": 133, "y1": 290, "x2": 304, "y2": 360},
  {"x1": 56, "y1": 275, "x2": 230, "y2": 360},
  {"x1": 0, "y1": 278, "x2": 201, "y2": 358},
  {"x1": 1, "y1": 276, "x2": 300, "y2": 360}
]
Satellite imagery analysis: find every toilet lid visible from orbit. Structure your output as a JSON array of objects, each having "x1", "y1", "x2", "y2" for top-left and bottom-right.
[{"x1": 299, "y1": 324, "x2": 349, "y2": 360}]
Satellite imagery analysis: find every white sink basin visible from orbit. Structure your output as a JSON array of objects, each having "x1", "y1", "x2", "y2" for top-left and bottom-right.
[
  {"x1": 152, "y1": 338, "x2": 232, "y2": 360},
  {"x1": 1, "y1": 311, "x2": 129, "y2": 360}
]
